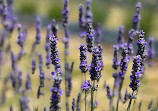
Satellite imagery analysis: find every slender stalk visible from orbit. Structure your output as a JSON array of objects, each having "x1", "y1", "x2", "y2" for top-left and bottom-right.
[
  {"x1": 85, "y1": 73, "x2": 87, "y2": 111},
  {"x1": 127, "y1": 91, "x2": 134, "y2": 111},
  {"x1": 64, "y1": 48, "x2": 68, "y2": 111},
  {"x1": 116, "y1": 78, "x2": 124, "y2": 111},
  {"x1": 91, "y1": 81, "x2": 95, "y2": 111}
]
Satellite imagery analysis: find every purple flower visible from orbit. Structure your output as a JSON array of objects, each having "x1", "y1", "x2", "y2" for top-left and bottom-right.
[
  {"x1": 79, "y1": 4, "x2": 85, "y2": 28},
  {"x1": 11, "y1": 51, "x2": 17, "y2": 71},
  {"x1": 98, "y1": 44, "x2": 104, "y2": 71},
  {"x1": 79, "y1": 44, "x2": 88, "y2": 73},
  {"x1": 85, "y1": 0, "x2": 93, "y2": 23},
  {"x1": 147, "y1": 38, "x2": 155, "y2": 66},
  {"x1": 117, "y1": 26, "x2": 124, "y2": 48},
  {"x1": 72, "y1": 98, "x2": 75, "y2": 111},
  {"x1": 62, "y1": 0, "x2": 70, "y2": 28},
  {"x1": 35, "y1": 16, "x2": 41, "y2": 44},
  {"x1": 136, "y1": 30, "x2": 147, "y2": 74},
  {"x1": 86, "y1": 22, "x2": 95, "y2": 53},
  {"x1": 31, "y1": 59, "x2": 36, "y2": 74},
  {"x1": 119, "y1": 43, "x2": 130, "y2": 78},
  {"x1": 20, "y1": 91, "x2": 30, "y2": 111},
  {"x1": 81, "y1": 80, "x2": 91, "y2": 91},
  {"x1": 0, "y1": 29, "x2": 7, "y2": 47},
  {"x1": 129, "y1": 55, "x2": 142, "y2": 91},
  {"x1": 95, "y1": 23, "x2": 102, "y2": 44},
  {"x1": 17, "y1": 24, "x2": 24, "y2": 48},
  {"x1": 132, "y1": 2, "x2": 142, "y2": 30},
  {"x1": 106, "y1": 85, "x2": 112, "y2": 100},
  {"x1": 112, "y1": 45, "x2": 119, "y2": 70},
  {"x1": 76, "y1": 91, "x2": 81, "y2": 111},
  {"x1": 89, "y1": 47, "x2": 102, "y2": 81},
  {"x1": 25, "y1": 73, "x2": 31, "y2": 91},
  {"x1": 18, "y1": 70, "x2": 22, "y2": 88}
]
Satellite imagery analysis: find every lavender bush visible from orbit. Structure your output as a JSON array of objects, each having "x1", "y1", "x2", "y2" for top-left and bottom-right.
[{"x1": 0, "y1": 0, "x2": 157, "y2": 111}]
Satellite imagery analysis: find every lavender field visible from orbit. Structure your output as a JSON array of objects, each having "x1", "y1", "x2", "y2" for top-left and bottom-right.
[{"x1": 0, "y1": 0, "x2": 158, "y2": 111}]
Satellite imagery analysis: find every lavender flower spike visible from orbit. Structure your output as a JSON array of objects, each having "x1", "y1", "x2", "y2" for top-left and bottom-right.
[
  {"x1": 129, "y1": 55, "x2": 142, "y2": 91},
  {"x1": 147, "y1": 38, "x2": 155, "y2": 66},
  {"x1": 79, "y1": 4, "x2": 85, "y2": 28},
  {"x1": 85, "y1": 0, "x2": 93, "y2": 23},
  {"x1": 136, "y1": 30, "x2": 147, "y2": 75},
  {"x1": 62, "y1": 0, "x2": 70, "y2": 28},
  {"x1": 79, "y1": 44, "x2": 88, "y2": 73},
  {"x1": 72, "y1": 98, "x2": 75, "y2": 111},
  {"x1": 32, "y1": 59, "x2": 36, "y2": 74},
  {"x1": 35, "y1": 16, "x2": 41, "y2": 44},
  {"x1": 117, "y1": 26, "x2": 124, "y2": 48},
  {"x1": 112, "y1": 45, "x2": 119, "y2": 70},
  {"x1": 50, "y1": 28, "x2": 63, "y2": 110},
  {"x1": 132, "y1": 2, "x2": 142, "y2": 31},
  {"x1": 89, "y1": 47, "x2": 102, "y2": 81},
  {"x1": 17, "y1": 24, "x2": 24, "y2": 48},
  {"x1": 25, "y1": 73, "x2": 32, "y2": 91}
]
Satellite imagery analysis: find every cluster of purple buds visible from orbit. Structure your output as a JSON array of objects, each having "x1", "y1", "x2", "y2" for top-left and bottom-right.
[
  {"x1": 17, "y1": 70, "x2": 22, "y2": 88},
  {"x1": 129, "y1": 55, "x2": 142, "y2": 91},
  {"x1": 31, "y1": 59, "x2": 36, "y2": 74},
  {"x1": 85, "y1": 0, "x2": 93, "y2": 23},
  {"x1": 79, "y1": 4, "x2": 85, "y2": 28},
  {"x1": 25, "y1": 73, "x2": 31, "y2": 91},
  {"x1": 17, "y1": 24, "x2": 23, "y2": 47},
  {"x1": 11, "y1": 51, "x2": 17, "y2": 71},
  {"x1": 95, "y1": 23, "x2": 102, "y2": 44},
  {"x1": 127, "y1": 29, "x2": 137, "y2": 55},
  {"x1": 79, "y1": 44, "x2": 88, "y2": 73},
  {"x1": 112, "y1": 45, "x2": 119, "y2": 70},
  {"x1": 86, "y1": 22, "x2": 95, "y2": 53},
  {"x1": 72, "y1": 98, "x2": 75, "y2": 111},
  {"x1": 20, "y1": 91, "x2": 30, "y2": 111},
  {"x1": 106, "y1": 85, "x2": 112, "y2": 100},
  {"x1": 51, "y1": 19, "x2": 58, "y2": 37},
  {"x1": 1, "y1": 1, "x2": 8, "y2": 26},
  {"x1": 50, "y1": 72, "x2": 63, "y2": 111},
  {"x1": 49, "y1": 23, "x2": 63, "y2": 110},
  {"x1": 35, "y1": 16, "x2": 41, "y2": 44},
  {"x1": 89, "y1": 47, "x2": 102, "y2": 81},
  {"x1": 98, "y1": 44, "x2": 104, "y2": 71},
  {"x1": 147, "y1": 38, "x2": 155, "y2": 66},
  {"x1": 136, "y1": 30, "x2": 147, "y2": 74},
  {"x1": 117, "y1": 26, "x2": 124, "y2": 48},
  {"x1": 50, "y1": 34, "x2": 61, "y2": 69},
  {"x1": 81, "y1": 80, "x2": 91, "y2": 91},
  {"x1": 132, "y1": 2, "x2": 142, "y2": 31},
  {"x1": 65, "y1": 62, "x2": 74, "y2": 97},
  {"x1": 62, "y1": 0, "x2": 70, "y2": 28},
  {"x1": 45, "y1": 25, "x2": 51, "y2": 69},
  {"x1": 119, "y1": 43, "x2": 130, "y2": 79}
]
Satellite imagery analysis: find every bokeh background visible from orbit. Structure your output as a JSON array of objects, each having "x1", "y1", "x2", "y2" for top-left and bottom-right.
[{"x1": 0, "y1": 0, "x2": 158, "y2": 111}]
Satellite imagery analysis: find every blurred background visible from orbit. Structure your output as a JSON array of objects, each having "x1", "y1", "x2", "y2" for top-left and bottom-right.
[{"x1": 0, "y1": 0, "x2": 158, "y2": 111}]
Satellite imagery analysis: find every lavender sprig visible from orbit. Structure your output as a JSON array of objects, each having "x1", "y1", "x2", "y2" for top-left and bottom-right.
[
  {"x1": 49, "y1": 31, "x2": 63, "y2": 111},
  {"x1": 72, "y1": 98, "x2": 75, "y2": 111},
  {"x1": 117, "y1": 26, "x2": 124, "y2": 48},
  {"x1": 136, "y1": 30, "x2": 147, "y2": 75},
  {"x1": 31, "y1": 59, "x2": 36, "y2": 74},
  {"x1": 79, "y1": 4, "x2": 85, "y2": 28},
  {"x1": 25, "y1": 73, "x2": 31, "y2": 91},
  {"x1": 147, "y1": 38, "x2": 155, "y2": 67}
]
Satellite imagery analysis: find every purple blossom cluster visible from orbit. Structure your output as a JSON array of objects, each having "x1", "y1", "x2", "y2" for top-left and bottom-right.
[
  {"x1": 79, "y1": 44, "x2": 88, "y2": 73},
  {"x1": 147, "y1": 38, "x2": 155, "y2": 66}
]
